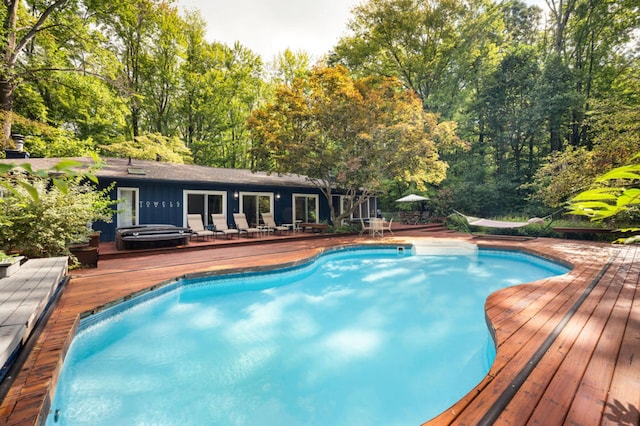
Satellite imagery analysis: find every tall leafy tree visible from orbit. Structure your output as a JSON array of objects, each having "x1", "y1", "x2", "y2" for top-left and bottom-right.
[
  {"x1": 477, "y1": 46, "x2": 542, "y2": 180},
  {"x1": 531, "y1": 63, "x2": 640, "y2": 208},
  {"x1": 542, "y1": 0, "x2": 640, "y2": 150},
  {"x1": 179, "y1": 38, "x2": 264, "y2": 169},
  {"x1": 265, "y1": 48, "x2": 311, "y2": 87},
  {"x1": 248, "y1": 65, "x2": 463, "y2": 224},
  {"x1": 0, "y1": 0, "x2": 91, "y2": 148},
  {"x1": 178, "y1": 10, "x2": 207, "y2": 148},
  {"x1": 96, "y1": 0, "x2": 159, "y2": 138},
  {"x1": 330, "y1": 0, "x2": 502, "y2": 118},
  {"x1": 141, "y1": 1, "x2": 185, "y2": 136}
]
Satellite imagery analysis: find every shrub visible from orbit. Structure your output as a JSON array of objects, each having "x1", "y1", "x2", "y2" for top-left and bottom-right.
[{"x1": 0, "y1": 176, "x2": 115, "y2": 258}]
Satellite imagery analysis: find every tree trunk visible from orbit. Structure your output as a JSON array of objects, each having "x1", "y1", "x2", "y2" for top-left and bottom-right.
[
  {"x1": 550, "y1": 125, "x2": 562, "y2": 152},
  {"x1": 131, "y1": 106, "x2": 140, "y2": 138},
  {"x1": 1, "y1": 0, "x2": 19, "y2": 149},
  {"x1": 0, "y1": 77, "x2": 15, "y2": 148}
]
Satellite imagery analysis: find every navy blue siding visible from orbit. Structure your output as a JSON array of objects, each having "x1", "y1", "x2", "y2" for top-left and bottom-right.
[{"x1": 94, "y1": 177, "x2": 330, "y2": 242}]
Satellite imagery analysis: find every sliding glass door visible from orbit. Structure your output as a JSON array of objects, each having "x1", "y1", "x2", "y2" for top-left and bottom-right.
[
  {"x1": 184, "y1": 191, "x2": 225, "y2": 227},
  {"x1": 240, "y1": 192, "x2": 272, "y2": 226},
  {"x1": 294, "y1": 194, "x2": 318, "y2": 223}
]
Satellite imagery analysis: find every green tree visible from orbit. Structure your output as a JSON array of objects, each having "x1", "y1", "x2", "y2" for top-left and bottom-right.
[
  {"x1": 179, "y1": 39, "x2": 264, "y2": 169},
  {"x1": 566, "y1": 153, "x2": 640, "y2": 244},
  {"x1": 0, "y1": 157, "x2": 115, "y2": 258},
  {"x1": 248, "y1": 65, "x2": 463, "y2": 224},
  {"x1": 542, "y1": 0, "x2": 640, "y2": 150},
  {"x1": 0, "y1": 0, "x2": 104, "y2": 148},
  {"x1": 266, "y1": 48, "x2": 311, "y2": 87},
  {"x1": 96, "y1": 0, "x2": 159, "y2": 138},
  {"x1": 141, "y1": 2, "x2": 185, "y2": 136},
  {"x1": 477, "y1": 46, "x2": 542, "y2": 180},
  {"x1": 330, "y1": 0, "x2": 503, "y2": 117},
  {"x1": 98, "y1": 133, "x2": 192, "y2": 163},
  {"x1": 530, "y1": 62, "x2": 640, "y2": 208}
]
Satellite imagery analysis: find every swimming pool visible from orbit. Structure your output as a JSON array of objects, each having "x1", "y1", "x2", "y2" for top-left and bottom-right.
[{"x1": 47, "y1": 245, "x2": 569, "y2": 425}]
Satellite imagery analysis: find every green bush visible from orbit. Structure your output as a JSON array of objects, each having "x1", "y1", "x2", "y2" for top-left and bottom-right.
[{"x1": 0, "y1": 176, "x2": 115, "y2": 258}]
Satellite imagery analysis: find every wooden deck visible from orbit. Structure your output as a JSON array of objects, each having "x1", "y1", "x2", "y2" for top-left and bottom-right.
[
  {"x1": 0, "y1": 228, "x2": 638, "y2": 425},
  {"x1": 0, "y1": 258, "x2": 68, "y2": 374}
]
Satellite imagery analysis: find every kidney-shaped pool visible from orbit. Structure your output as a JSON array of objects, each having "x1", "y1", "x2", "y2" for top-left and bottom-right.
[{"x1": 47, "y1": 245, "x2": 569, "y2": 425}]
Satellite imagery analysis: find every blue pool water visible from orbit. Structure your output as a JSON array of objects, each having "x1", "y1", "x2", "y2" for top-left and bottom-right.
[{"x1": 47, "y1": 246, "x2": 569, "y2": 425}]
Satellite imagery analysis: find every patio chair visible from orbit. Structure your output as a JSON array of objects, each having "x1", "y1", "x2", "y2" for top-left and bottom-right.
[
  {"x1": 383, "y1": 218, "x2": 394, "y2": 235},
  {"x1": 370, "y1": 218, "x2": 384, "y2": 237},
  {"x1": 261, "y1": 213, "x2": 290, "y2": 235},
  {"x1": 187, "y1": 214, "x2": 215, "y2": 240},
  {"x1": 233, "y1": 213, "x2": 261, "y2": 238},
  {"x1": 211, "y1": 214, "x2": 240, "y2": 239},
  {"x1": 359, "y1": 218, "x2": 372, "y2": 235}
]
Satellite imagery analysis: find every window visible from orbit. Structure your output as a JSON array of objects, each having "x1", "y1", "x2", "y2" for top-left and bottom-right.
[
  {"x1": 117, "y1": 187, "x2": 139, "y2": 227},
  {"x1": 240, "y1": 192, "x2": 273, "y2": 226},
  {"x1": 332, "y1": 194, "x2": 353, "y2": 218},
  {"x1": 351, "y1": 197, "x2": 376, "y2": 220},
  {"x1": 184, "y1": 191, "x2": 225, "y2": 227},
  {"x1": 294, "y1": 194, "x2": 318, "y2": 223}
]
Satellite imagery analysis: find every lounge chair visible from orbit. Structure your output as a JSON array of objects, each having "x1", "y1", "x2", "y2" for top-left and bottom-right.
[
  {"x1": 187, "y1": 214, "x2": 215, "y2": 240},
  {"x1": 233, "y1": 213, "x2": 261, "y2": 238},
  {"x1": 261, "y1": 213, "x2": 290, "y2": 235},
  {"x1": 211, "y1": 214, "x2": 240, "y2": 239}
]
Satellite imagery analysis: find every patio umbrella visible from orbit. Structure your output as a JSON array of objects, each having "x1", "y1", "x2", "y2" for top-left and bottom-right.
[
  {"x1": 395, "y1": 194, "x2": 429, "y2": 203},
  {"x1": 396, "y1": 194, "x2": 429, "y2": 223}
]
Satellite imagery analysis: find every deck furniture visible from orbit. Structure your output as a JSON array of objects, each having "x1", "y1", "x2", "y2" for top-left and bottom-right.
[
  {"x1": 233, "y1": 213, "x2": 261, "y2": 238},
  {"x1": 210, "y1": 214, "x2": 240, "y2": 239},
  {"x1": 453, "y1": 210, "x2": 547, "y2": 240},
  {"x1": 187, "y1": 214, "x2": 215, "y2": 240},
  {"x1": 115, "y1": 224, "x2": 191, "y2": 250},
  {"x1": 359, "y1": 218, "x2": 372, "y2": 235},
  {"x1": 261, "y1": 213, "x2": 290, "y2": 235},
  {"x1": 299, "y1": 222, "x2": 328, "y2": 233},
  {"x1": 69, "y1": 231, "x2": 101, "y2": 267},
  {"x1": 382, "y1": 218, "x2": 394, "y2": 235},
  {"x1": 370, "y1": 218, "x2": 384, "y2": 237}
]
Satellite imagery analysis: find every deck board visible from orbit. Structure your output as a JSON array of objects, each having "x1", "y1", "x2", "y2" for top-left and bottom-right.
[
  {"x1": 0, "y1": 231, "x2": 638, "y2": 426},
  {"x1": 602, "y1": 264, "x2": 640, "y2": 426}
]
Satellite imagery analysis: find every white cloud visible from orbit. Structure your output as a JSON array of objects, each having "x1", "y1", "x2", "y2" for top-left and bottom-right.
[
  {"x1": 177, "y1": 0, "x2": 362, "y2": 60},
  {"x1": 177, "y1": 0, "x2": 549, "y2": 61}
]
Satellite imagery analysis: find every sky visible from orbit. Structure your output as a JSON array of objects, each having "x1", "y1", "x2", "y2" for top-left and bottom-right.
[
  {"x1": 176, "y1": 0, "x2": 546, "y2": 61},
  {"x1": 177, "y1": 0, "x2": 362, "y2": 61}
]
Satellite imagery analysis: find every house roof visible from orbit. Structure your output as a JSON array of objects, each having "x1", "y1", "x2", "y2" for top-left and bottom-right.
[{"x1": 0, "y1": 157, "x2": 316, "y2": 188}]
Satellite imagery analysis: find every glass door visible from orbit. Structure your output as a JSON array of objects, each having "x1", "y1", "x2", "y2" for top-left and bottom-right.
[
  {"x1": 294, "y1": 194, "x2": 318, "y2": 223},
  {"x1": 240, "y1": 193, "x2": 273, "y2": 226},
  {"x1": 184, "y1": 191, "x2": 225, "y2": 227},
  {"x1": 117, "y1": 187, "x2": 139, "y2": 227}
]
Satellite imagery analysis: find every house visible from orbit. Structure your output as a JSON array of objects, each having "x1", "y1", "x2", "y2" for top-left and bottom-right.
[{"x1": 0, "y1": 157, "x2": 378, "y2": 242}]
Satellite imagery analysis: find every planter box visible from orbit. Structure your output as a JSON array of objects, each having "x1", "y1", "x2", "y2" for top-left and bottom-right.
[
  {"x1": 70, "y1": 245, "x2": 99, "y2": 267},
  {"x1": 0, "y1": 256, "x2": 25, "y2": 278}
]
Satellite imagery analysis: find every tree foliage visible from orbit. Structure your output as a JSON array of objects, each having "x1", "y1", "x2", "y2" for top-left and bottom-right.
[
  {"x1": 0, "y1": 0, "x2": 638, "y2": 222},
  {"x1": 99, "y1": 133, "x2": 192, "y2": 163},
  {"x1": 0, "y1": 160, "x2": 115, "y2": 258},
  {"x1": 566, "y1": 153, "x2": 640, "y2": 244},
  {"x1": 330, "y1": 0, "x2": 502, "y2": 118},
  {"x1": 248, "y1": 65, "x2": 463, "y2": 223}
]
